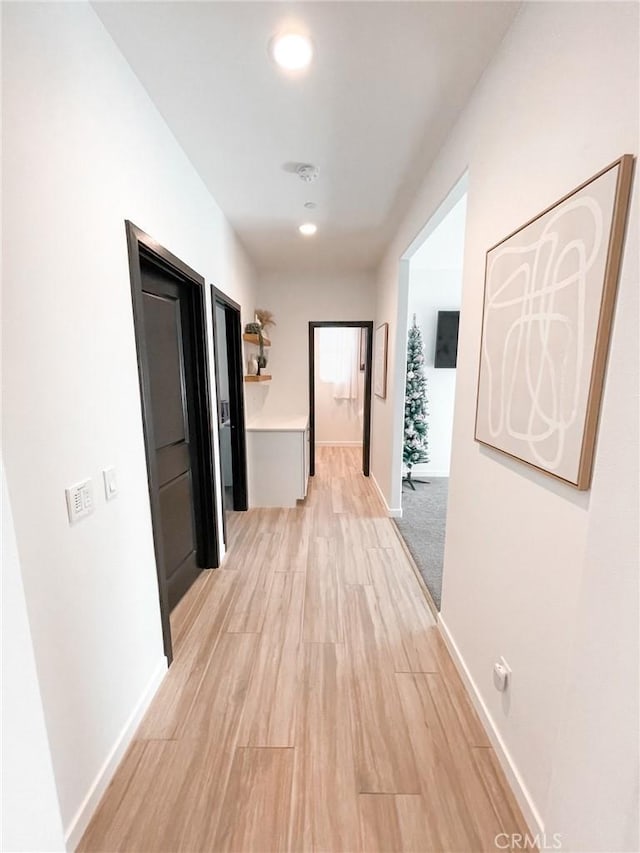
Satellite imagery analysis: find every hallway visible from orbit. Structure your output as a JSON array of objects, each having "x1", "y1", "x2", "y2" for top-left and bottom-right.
[{"x1": 80, "y1": 447, "x2": 526, "y2": 852}]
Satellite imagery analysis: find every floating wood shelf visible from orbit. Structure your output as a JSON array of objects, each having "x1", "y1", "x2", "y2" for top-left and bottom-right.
[
  {"x1": 243, "y1": 333, "x2": 271, "y2": 347},
  {"x1": 244, "y1": 374, "x2": 272, "y2": 382}
]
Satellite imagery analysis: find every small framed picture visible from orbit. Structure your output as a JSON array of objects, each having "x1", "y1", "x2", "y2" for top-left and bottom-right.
[{"x1": 374, "y1": 323, "x2": 389, "y2": 399}]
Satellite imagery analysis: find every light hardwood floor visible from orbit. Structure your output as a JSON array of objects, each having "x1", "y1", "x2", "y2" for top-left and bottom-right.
[{"x1": 80, "y1": 446, "x2": 527, "y2": 852}]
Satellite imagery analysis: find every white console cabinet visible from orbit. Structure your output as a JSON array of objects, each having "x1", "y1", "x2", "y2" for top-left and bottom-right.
[{"x1": 246, "y1": 415, "x2": 309, "y2": 507}]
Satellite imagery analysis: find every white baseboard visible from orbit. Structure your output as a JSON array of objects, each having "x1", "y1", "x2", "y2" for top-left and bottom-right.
[
  {"x1": 316, "y1": 441, "x2": 363, "y2": 446},
  {"x1": 406, "y1": 465, "x2": 450, "y2": 478},
  {"x1": 370, "y1": 471, "x2": 402, "y2": 518},
  {"x1": 437, "y1": 616, "x2": 544, "y2": 838},
  {"x1": 65, "y1": 658, "x2": 168, "y2": 851}
]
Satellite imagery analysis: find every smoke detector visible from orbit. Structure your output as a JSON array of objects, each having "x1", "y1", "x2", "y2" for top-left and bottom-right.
[{"x1": 297, "y1": 164, "x2": 319, "y2": 183}]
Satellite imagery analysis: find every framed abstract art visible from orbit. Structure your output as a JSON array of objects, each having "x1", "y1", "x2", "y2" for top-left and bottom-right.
[{"x1": 475, "y1": 155, "x2": 634, "y2": 489}]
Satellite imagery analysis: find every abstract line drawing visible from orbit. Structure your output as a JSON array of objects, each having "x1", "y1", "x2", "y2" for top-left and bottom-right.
[{"x1": 475, "y1": 155, "x2": 633, "y2": 490}]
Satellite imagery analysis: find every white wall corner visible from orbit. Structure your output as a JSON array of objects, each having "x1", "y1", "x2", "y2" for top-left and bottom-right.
[
  {"x1": 437, "y1": 615, "x2": 544, "y2": 840},
  {"x1": 370, "y1": 471, "x2": 403, "y2": 518},
  {"x1": 64, "y1": 658, "x2": 168, "y2": 851}
]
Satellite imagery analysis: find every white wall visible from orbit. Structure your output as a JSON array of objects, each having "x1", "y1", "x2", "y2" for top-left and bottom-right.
[
  {"x1": 405, "y1": 193, "x2": 466, "y2": 478},
  {"x1": 1, "y1": 464, "x2": 66, "y2": 852},
  {"x1": 1, "y1": 2, "x2": 256, "y2": 847},
  {"x1": 251, "y1": 272, "x2": 375, "y2": 423},
  {"x1": 371, "y1": 3, "x2": 639, "y2": 850},
  {"x1": 314, "y1": 328, "x2": 364, "y2": 444},
  {"x1": 406, "y1": 269, "x2": 462, "y2": 477}
]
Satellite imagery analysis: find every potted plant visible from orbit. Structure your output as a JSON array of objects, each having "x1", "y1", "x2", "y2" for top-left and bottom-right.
[
  {"x1": 244, "y1": 311, "x2": 276, "y2": 376},
  {"x1": 254, "y1": 309, "x2": 276, "y2": 374}
]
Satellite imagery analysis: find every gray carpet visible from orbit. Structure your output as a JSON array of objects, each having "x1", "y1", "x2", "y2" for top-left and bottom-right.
[{"x1": 394, "y1": 477, "x2": 449, "y2": 610}]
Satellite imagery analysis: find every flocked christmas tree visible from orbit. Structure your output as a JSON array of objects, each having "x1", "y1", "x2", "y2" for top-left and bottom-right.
[{"x1": 403, "y1": 316, "x2": 429, "y2": 489}]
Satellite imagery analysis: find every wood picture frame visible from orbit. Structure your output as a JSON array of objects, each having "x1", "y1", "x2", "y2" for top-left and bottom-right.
[
  {"x1": 474, "y1": 154, "x2": 634, "y2": 490},
  {"x1": 374, "y1": 322, "x2": 389, "y2": 399}
]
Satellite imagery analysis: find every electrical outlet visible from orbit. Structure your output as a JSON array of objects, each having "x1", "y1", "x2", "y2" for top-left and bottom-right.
[
  {"x1": 65, "y1": 479, "x2": 94, "y2": 524},
  {"x1": 493, "y1": 656, "x2": 512, "y2": 692}
]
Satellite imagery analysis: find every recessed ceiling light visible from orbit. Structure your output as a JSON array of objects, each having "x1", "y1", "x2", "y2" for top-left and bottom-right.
[
  {"x1": 299, "y1": 223, "x2": 317, "y2": 236},
  {"x1": 271, "y1": 33, "x2": 313, "y2": 71}
]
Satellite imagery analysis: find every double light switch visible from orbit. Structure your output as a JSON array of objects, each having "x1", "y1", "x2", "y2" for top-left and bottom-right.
[{"x1": 65, "y1": 468, "x2": 118, "y2": 524}]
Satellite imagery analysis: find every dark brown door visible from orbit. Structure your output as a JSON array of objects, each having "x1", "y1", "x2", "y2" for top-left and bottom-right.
[
  {"x1": 212, "y1": 287, "x2": 248, "y2": 533},
  {"x1": 141, "y1": 259, "x2": 200, "y2": 609}
]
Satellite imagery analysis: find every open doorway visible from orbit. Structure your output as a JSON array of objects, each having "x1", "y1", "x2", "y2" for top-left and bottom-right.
[
  {"x1": 394, "y1": 182, "x2": 467, "y2": 610},
  {"x1": 212, "y1": 287, "x2": 248, "y2": 543},
  {"x1": 126, "y1": 222, "x2": 220, "y2": 664},
  {"x1": 308, "y1": 321, "x2": 373, "y2": 477}
]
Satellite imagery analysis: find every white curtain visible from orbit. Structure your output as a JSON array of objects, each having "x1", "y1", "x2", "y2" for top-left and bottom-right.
[{"x1": 318, "y1": 327, "x2": 359, "y2": 399}]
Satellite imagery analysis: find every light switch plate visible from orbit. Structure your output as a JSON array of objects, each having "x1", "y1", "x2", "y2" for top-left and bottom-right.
[
  {"x1": 65, "y1": 479, "x2": 94, "y2": 524},
  {"x1": 103, "y1": 467, "x2": 118, "y2": 501}
]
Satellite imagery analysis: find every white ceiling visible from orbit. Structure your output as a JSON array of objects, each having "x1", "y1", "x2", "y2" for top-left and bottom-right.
[{"x1": 94, "y1": 1, "x2": 519, "y2": 273}]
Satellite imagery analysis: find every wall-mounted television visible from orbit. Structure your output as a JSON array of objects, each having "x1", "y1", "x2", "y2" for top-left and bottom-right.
[{"x1": 434, "y1": 310, "x2": 459, "y2": 368}]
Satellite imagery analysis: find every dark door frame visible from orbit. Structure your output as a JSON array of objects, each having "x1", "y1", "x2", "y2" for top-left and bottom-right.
[
  {"x1": 211, "y1": 286, "x2": 248, "y2": 543},
  {"x1": 125, "y1": 221, "x2": 220, "y2": 664},
  {"x1": 308, "y1": 320, "x2": 374, "y2": 477}
]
